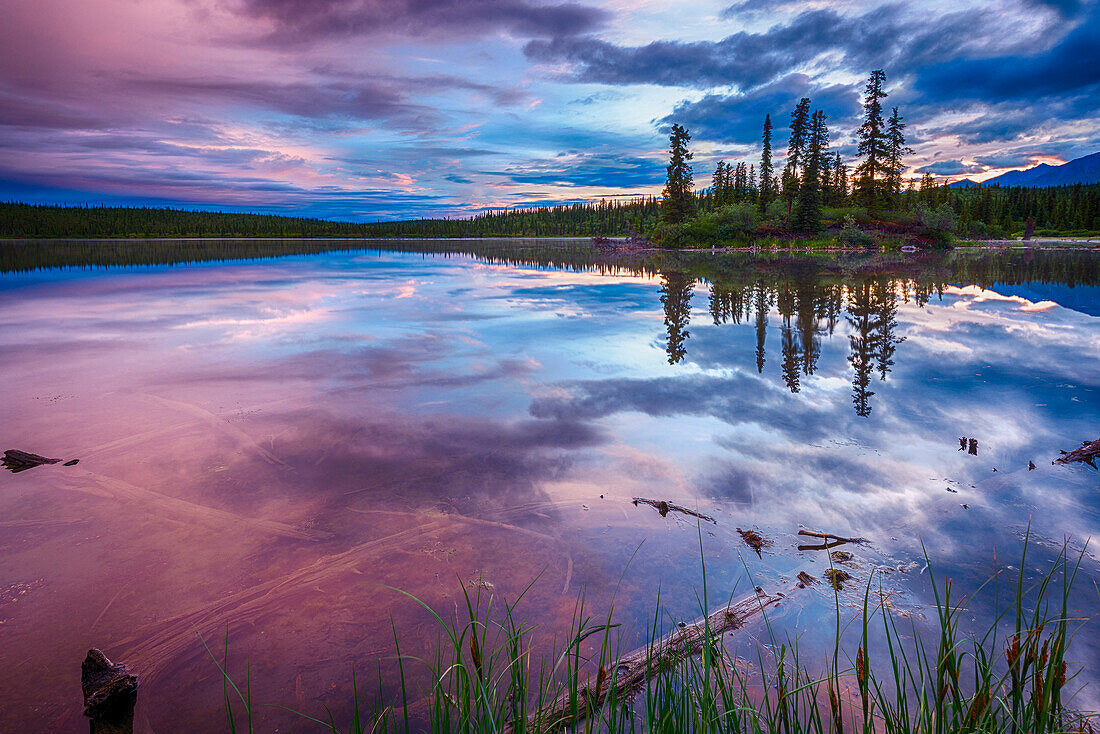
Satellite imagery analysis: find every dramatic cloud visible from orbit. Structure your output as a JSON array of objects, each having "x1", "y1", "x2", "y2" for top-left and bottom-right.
[
  {"x1": 914, "y1": 160, "x2": 985, "y2": 176},
  {"x1": 239, "y1": 0, "x2": 609, "y2": 42},
  {"x1": 659, "y1": 75, "x2": 861, "y2": 146},
  {"x1": 525, "y1": 5, "x2": 1021, "y2": 89},
  {"x1": 0, "y1": 0, "x2": 1097, "y2": 214}
]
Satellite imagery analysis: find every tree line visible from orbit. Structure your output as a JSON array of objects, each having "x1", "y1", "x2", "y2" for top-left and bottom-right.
[{"x1": 0, "y1": 199, "x2": 662, "y2": 240}]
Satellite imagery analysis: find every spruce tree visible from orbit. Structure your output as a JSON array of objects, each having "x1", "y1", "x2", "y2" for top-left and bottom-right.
[
  {"x1": 711, "y1": 160, "x2": 727, "y2": 208},
  {"x1": 793, "y1": 109, "x2": 828, "y2": 232},
  {"x1": 758, "y1": 114, "x2": 775, "y2": 213},
  {"x1": 855, "y1": 70, "x2": 889, "y2": 212},
  {"x1": 834, "y1": 152, "x2": 847, "y2": 205},
  {"x1": 783, "y1": 99, "x2": 812, "y2": 211},
  {"x1": 661, "y1": 124, "x2": 695, "y2": 224},
  {"x1": 884, "y1": 107, "x2": 913, "y2": 204}
]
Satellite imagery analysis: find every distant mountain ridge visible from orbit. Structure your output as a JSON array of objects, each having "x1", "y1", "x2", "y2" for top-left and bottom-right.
[{"x1": 949, "y1": 151, "x2": 1100, "y2": 189}]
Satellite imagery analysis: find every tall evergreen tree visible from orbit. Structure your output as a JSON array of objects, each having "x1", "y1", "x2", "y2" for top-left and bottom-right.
[
  {"x1": 711, "y1": 160, "x2": 728, "y2": 207},
  {"x1": 833, "y1": 152, "x2": 848, "y2": 205},
  {"x1": 661, "y1": 123, "x2": 695, "y2": 224},
  {"x1": 782, "y1": 98, "x2": 812, "y2": 210},
  {"x1": 793, "y1": 110, "x2": 829, "y2": 232},
  {"x1": 758, "y1": 114, "x2": 775, "y2": 213},
  {"x1": 855, "y1": 70, "x2": 889, "y2": 211},
  {"x1": 786, "y1": 98, "x2": 812, "y2": 178},
  {"x1": 884, "y1": 106, "x2": 913, "y2": 203}
]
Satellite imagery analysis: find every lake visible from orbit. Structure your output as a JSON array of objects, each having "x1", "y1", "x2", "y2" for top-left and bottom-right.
[{"x1": 1, "y1": 239, "x2": 1098, "y2": 731}]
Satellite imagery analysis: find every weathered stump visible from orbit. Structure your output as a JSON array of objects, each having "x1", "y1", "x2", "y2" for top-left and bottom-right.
[{"x1": 81, "y1": 649, "x2": 138, "y2": 734}]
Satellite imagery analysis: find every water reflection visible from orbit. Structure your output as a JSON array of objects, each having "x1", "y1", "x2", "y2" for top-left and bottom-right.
[
  {"x1": 659, "y1": 271, "x2": 958, "y2": 415},
  {"x1": 0, "y1": 240, "x2": 1098, "y2": 731}
]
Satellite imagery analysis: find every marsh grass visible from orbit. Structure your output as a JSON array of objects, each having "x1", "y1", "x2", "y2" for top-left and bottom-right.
[{"x1": 211, "y1": 537, "x2": 1096, "y2": 733}]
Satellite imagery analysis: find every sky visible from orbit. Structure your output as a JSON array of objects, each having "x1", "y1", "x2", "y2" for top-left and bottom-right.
[{"x1": 1, "y1": 0, "x2": 1098, "y2": 220}]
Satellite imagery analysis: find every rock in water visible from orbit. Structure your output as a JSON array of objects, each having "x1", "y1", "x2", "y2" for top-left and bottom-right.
[
  {"x1": 81, "y1": 649, "x2": 138, "y2": 732},
  {"x1": 2, "y1": 449, "x2": 61, "y2": 473}
]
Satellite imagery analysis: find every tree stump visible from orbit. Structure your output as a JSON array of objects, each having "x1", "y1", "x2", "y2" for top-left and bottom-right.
[{"x1": 81, "y1": 649, "x2": 138, "y2": 734}]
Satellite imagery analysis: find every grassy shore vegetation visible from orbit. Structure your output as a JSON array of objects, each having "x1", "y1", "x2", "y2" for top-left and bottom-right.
[{"x1": 211, "y1": 538, "x2": 1095, "y2": 733}]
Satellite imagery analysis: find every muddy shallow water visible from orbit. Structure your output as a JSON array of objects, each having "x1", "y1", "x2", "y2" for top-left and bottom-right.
[{"x1": 1, "y1": 240, "x2": 1098, "y2": 731}]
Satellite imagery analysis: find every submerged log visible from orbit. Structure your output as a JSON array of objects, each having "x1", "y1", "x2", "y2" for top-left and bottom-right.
[
  {"x1": 81, "y1": 649, "x2": 138, "y2": 734},
  {"x1": 1055, "y1": 438, "x2": 1100, "y2": 469},
  {"x1": 520, "y1": 573, "x2": 817, "y2": 732},
  {"x1": 2, "y1": 449, "x2": 61, "y2": 473},
  {"x1": 632, "y1": 497, "x2": 717, "y2": 524}
]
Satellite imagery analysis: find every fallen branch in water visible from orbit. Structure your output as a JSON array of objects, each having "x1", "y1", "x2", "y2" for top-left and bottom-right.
[
  {"x1": 1055, "y1": 438, "x2": 1099, "y2": 469},
  {"x1": 521, "y1": 573, "x2": 817, "y2": 732},
  {"x1": 797, "y1": 538, "x2": 850, "y2": 551},
  {"x1": 797, "y1": 529, "x2": 869, "y2": 546},
  {"x1": 632, "y1": 497, "x2": 717, "y2": 524}
]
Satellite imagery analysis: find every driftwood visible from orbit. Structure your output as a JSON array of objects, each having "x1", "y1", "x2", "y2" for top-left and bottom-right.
[
  {"x1": 81, "y1": 649, "x2": 138, "y2": 734},
  {"x1": 632, "y1": 497, "x2": 717, "y2": 524},
  {"x1": 1055, "y1": 438, "x2": 1100, "y2": 469},
  {"x1": 3, "y1": 449, "x2": 61, "y2": 473},
  {"x1": 797, "y1": 529, "x2": 869, "y2": 546},
  {"x1": 520, "y1": 573, "x2": 817, "y2": 732}
]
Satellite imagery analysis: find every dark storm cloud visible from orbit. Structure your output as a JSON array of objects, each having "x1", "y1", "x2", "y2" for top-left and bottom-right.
[
  {"x1": 914, "y1": 5, "x2": 1100, "y2": 104},
  {"x1": 973, "y1": 151, "x2": 1044, "y2": 168},
  {"x1": 914, "y1": 160, "x2": 984, "y2": 175},
  {"x1": 1021, "y1": 0, "x2": 1087, "y2": 16},
  {"x1": 119, "y1": 75, "x2": 501, "y2": 127},
  {"x1": 659, "y1": 75, "x2": 861, "y2": 145},
  {"x1": 240, "y1": 0, "x2": 608, "y2": 42},
  {"x1": 524, "y1": 5, "x2": 992, "y2": 89}
]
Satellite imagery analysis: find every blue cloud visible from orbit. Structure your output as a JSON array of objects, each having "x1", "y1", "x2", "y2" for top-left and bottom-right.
[
  {"x1": 660, "y1": 75, "x2": 861, "y2": 146},
  {"x1": 914, "y1": 5, "x2": 1100, "y2": 103},
  {"x1": 915, "y1": 160, "x2": 984, "y2": 175}
]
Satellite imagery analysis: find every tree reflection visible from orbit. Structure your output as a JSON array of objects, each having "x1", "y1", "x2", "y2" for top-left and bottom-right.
[
  {"x1": 753, "y1": 281, "x2": 770, "y2": 374},
  {"x1": 660, "y1": 271, "x2": 694, "y2": 365},
  {"x1": 872, "y1": 281, "x2": 905, "y2": 381},
  {"x1": 681, "y1": 272, "x2": 914, "y2": 415},
  {"x1": 846, "y1": 281, "x2": 878, "y2": 417}
]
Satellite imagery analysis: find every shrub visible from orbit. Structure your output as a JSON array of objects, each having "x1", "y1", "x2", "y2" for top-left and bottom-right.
[
  {"x1": 838, "y1": 215, "x2": 877, "y2": 248},
  {"x1": 651, "y1": 204, "x2": 759, "y2": 247},
  {"x1": 915, "y1": 203, "x2": 957, "y2": 248}
]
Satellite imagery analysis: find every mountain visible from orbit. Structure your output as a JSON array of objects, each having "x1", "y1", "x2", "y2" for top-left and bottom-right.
[{"x1": 948, "y1": 151, "x2": 1100, "y2": 188}]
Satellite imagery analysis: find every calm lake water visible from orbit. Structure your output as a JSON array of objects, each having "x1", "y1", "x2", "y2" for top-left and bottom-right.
[{"x1": 1, "y1": 240, "x2": 1098, "y2": 731}]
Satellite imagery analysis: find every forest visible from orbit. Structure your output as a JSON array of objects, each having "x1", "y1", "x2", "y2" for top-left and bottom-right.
[{"x1": 4, "y1": 184, "x2": 1096, "y2": 244}]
